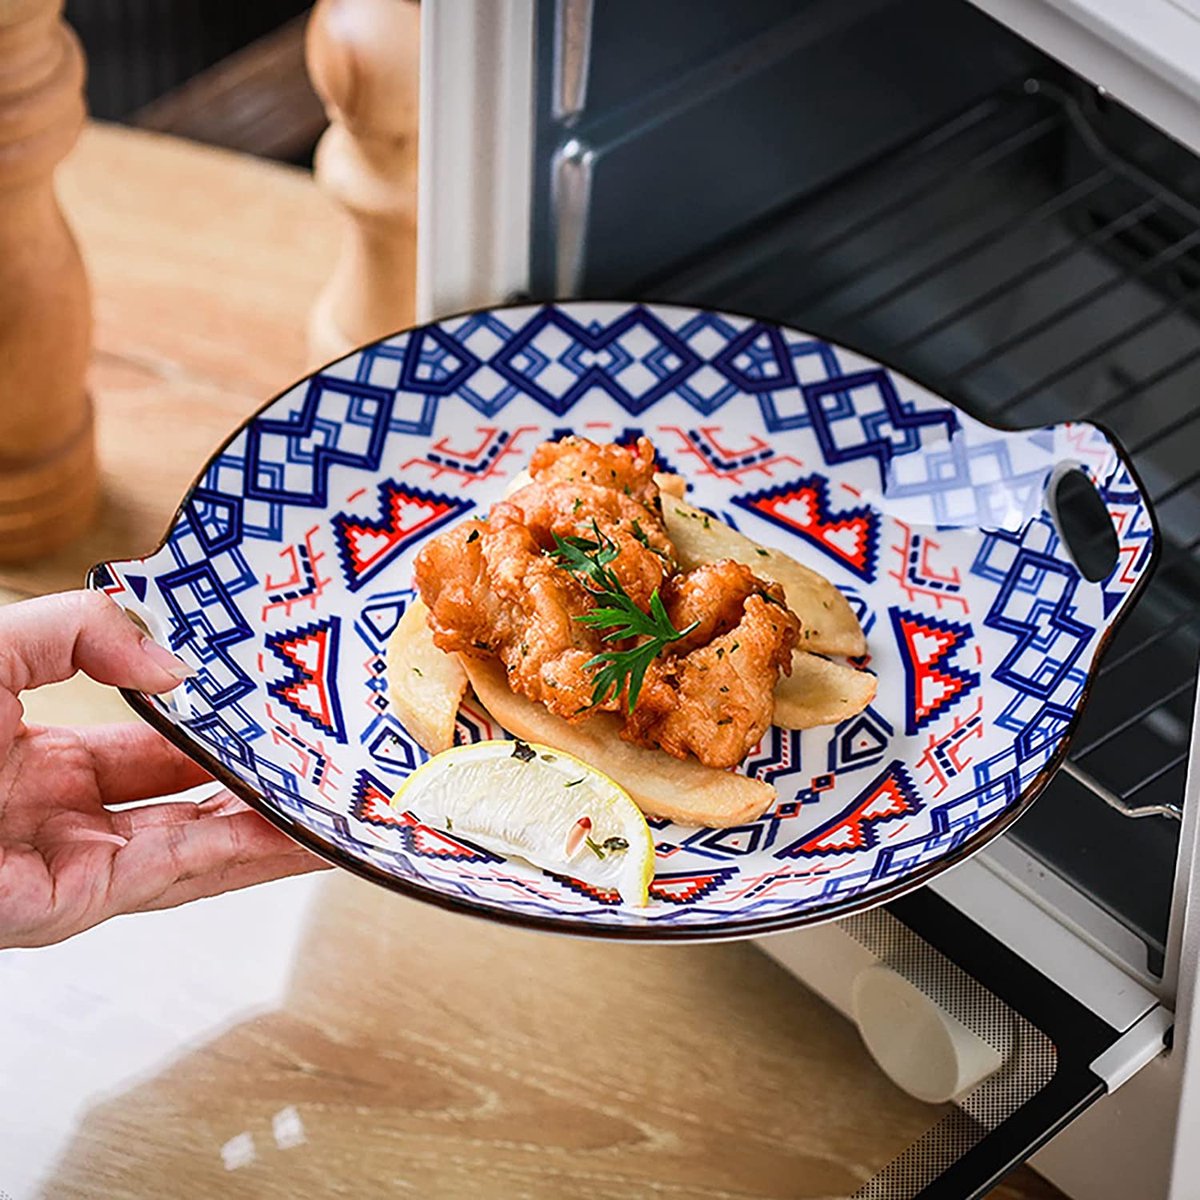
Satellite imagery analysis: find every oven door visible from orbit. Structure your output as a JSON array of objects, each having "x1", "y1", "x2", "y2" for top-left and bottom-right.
[{"x1": 760, "y1": 887, "x2": 1169, "y2": 1197}]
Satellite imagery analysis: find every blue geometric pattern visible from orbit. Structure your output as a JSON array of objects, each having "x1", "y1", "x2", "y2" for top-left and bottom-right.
[
  {"x1": 975, "y1": 531, "x2": 1091, "y2": 698},
  {"x1": 490, "y1": 306, "x2": 701, "y2": 416},
  {"x1": 802, "y1": 368, "x2": 960, "y2": 488},
  {"x1": 90, "y1": 302, "x2": 1156, "y2": 938},
  {"x1": 244, "y1": 374, "x2": 395, "y2": 507},
  {"x1": 828, "y1": 707, "x2": 893, "y2": 776}
]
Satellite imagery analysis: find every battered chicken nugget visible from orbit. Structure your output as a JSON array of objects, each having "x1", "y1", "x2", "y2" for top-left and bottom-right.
[
  {"x1": 414, "y1": 509, "x2": 603, "y2": 723},
  {"x1": 415, "y1": 434, "x2": 804, "y2": 768},
  {"x1": 507, "y1": 480, "x2": 674, "y2": 609},
  {"x1": 628, "y1": 592, "x2": 801, "y2": 769},
  {"x1": 530, "y1": 434, "x2": 660, "y2": 508},
  {"x1": 660, "y1": 559, "x2": 762, "y2": 654}
]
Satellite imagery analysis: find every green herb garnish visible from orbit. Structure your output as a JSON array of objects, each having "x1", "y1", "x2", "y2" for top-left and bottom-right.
[{"x1": 551, "y1": 521, "x2": 697, "y2": 711}]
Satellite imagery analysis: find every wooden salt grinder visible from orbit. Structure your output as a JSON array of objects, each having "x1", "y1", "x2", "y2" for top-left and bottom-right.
[
  {"x1": 305, "y1": 0, "x2": 420, "y2": 365},
  {"x1": 0, "y1": 0, "x2": 96, "y2": 561}
]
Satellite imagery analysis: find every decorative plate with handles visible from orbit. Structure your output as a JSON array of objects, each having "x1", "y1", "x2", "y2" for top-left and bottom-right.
[{"x1": 88, "y1": 302, "x2": 1157, "y2": 939}]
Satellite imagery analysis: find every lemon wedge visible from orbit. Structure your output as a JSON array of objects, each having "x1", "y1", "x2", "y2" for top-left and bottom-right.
[{"x1": 393, "y1": 739, "x2": 655, "y2": 905}]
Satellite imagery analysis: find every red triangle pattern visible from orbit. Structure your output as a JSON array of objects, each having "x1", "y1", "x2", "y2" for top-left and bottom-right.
[
  {"x1": 547, "y1": 873, "x2": 622, "y2": 905},
  {"x1": 335, "y1": 481, "x2": 469, "y2": 588},
  {"x1": 649, "y1": 869, "x2": 737, "y2": 904},
  {"x1": 889, "y1": 609, "x2": 979, "y2": 733},
  {"x1": 272, "y1": 626, "x2": 338, "y2": 732},
  {"x1": 780, "y1": 762, "x2": 920, "y2": 859},
  {"x1": 353, "y1": 783, "x2": 406, "y2": 827},
  {"x1": 799, "y1": 779, "x2": 912, "y2": 854},
  {"x1": 733, "y1": 475, "x2": 879, "y2": 581}
]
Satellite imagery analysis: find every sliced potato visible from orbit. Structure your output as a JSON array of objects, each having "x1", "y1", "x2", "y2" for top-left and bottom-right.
[
  {"x1": 386, "y1": 598, "x2": 468, "y2": 754},
  {"x1": 504, "y1": 469, "x2": 532, "y2": 496},
  {"x1": 659, "y1": 488, "x2": 866, "y2": 658},
  {"x1": 460, "y1": 656, "x2": 776, "y2": 828},
  {"x1": 656, "y1": 472, "x2": 686, "y2": 499},
  {"x1": 774, "y1": 653, "x2": 877, "y2": 730}
]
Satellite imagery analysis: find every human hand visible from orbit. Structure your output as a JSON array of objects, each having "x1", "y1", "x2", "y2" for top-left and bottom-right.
[{"x1": 0, "y1": 591, "x2": 328, "y2": 949}]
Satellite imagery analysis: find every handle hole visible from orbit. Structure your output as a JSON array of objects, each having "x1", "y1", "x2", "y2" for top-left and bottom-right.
[{"x1": 1049, "y1": 467, "x2": 1119, "y2": 582}]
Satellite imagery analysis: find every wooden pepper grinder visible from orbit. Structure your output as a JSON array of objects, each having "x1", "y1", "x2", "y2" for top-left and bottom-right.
[
  {"x1": 0, "y1": 0, "x2": 96, "y2": 562},
  {"x1": 305, "y1": 0, "x2": 420, "y2": 365}
]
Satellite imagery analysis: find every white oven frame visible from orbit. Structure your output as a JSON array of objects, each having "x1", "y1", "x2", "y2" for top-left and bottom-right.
[
  {"x1": 416, "y1": 2, "x2": 1200, "y2": 1194},
  {"x1": 969, "y1": 0, "x2": 1200, "y2": 156},
  {"x1": 416, "y1": 0, "x2": 535, "y2": 322}
]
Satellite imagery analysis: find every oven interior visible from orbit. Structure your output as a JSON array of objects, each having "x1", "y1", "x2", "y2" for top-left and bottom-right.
[{"x1": 526, "y1": 0, "x2": 1200, "y2": 979}]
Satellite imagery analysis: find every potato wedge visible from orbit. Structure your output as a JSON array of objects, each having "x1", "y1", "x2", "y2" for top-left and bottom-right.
[
  {"x1": 504, "y1": 469, "x2": 532, "y2": 496},
  {"x1": 461, "y1": 656, "x2": 775, "y2": 828},
  {"x1": 774, "y1": 653, "x2": 877, "y2": 730},
  {"x1": 659, "y1": 489, "x2": 866, "y2": 658},
  {"x1": 387, "y1": 598, "x2": 468, "y2": 754},
  {"x1": 656, "y1": 472, "x2": 686, "y2": 499}
]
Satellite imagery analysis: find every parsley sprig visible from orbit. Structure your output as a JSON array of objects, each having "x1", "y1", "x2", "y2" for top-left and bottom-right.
[{"x1": 551, "y1": 521, "x2": 697, "y2": 711}]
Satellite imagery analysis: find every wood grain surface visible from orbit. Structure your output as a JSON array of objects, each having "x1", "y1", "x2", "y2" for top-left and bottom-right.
[
  {"x1": 42, "y1": 875, "x2": 1065, "y2": 1200},
  {"x1": 0, "y1": 121, "x2": 340, "y2": 600},
  {"x1": 7, "y1": 121, "x2": 1063, "y2": 1199},
  {"x1": 133, "y1": 15, "x2": 326, "y2": 162}
]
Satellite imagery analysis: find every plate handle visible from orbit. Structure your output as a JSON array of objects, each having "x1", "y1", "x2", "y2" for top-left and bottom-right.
[{"x1": 1046, "y1": 421, "x2": 1158, "y2": 624}]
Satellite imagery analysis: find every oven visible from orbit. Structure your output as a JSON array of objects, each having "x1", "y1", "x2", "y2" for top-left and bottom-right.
[{"x1": 414, "y1": 2, "x2": 1200, "y2": 1195}]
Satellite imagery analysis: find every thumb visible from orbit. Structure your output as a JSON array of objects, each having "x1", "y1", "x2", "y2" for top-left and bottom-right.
[{"x1": 0, "y1": 591, "x2": 195, "y2": 699}]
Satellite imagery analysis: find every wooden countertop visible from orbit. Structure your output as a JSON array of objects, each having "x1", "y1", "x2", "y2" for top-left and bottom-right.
[{"x1": 2, "y1": 123, "x2": 1063, "y2": 1200}]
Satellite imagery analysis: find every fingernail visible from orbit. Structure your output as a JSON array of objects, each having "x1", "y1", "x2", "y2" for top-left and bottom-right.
[
  {"x1": 140, "y1": 635, "x2": 198, "y2": 681},
  {"x1": 73, "y1": 830, "x2": 129, "y2": 848}
]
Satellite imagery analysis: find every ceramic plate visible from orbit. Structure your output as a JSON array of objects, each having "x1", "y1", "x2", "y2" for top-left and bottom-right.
[{"x1": 89, "y1": 302, "x2": 1157, "y2": 940}]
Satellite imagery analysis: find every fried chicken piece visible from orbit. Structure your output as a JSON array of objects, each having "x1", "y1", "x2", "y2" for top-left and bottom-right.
[
  {"x1": 530, "y1": 434, "x2": 661, "y2": 509},
  {"x1": 506, "y1": 479, "x2": 674, "y2": 609},
  {"x1": 660, "y1": 559, "x2": 762, "y2": 654},
  {"x1": 416, "y1": 435, "x2": 675, "y2": 723},
  {"x1": 416, "y1": 434, "x2": 800, "y2": 764},
  {"x1": 414, "y1": 508, "x2": 603, "y2": 721},
  {"x1": 624, "y1": 591, "x2": 801, "y2": 769},
  {"x1": 411, "y1": 518, "x2": 495, "y2": 650}
]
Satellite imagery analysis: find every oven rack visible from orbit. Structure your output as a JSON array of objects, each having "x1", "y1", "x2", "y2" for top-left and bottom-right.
[{"x1": 646, "y1": 77, "x2": 1200, "y2": 968}]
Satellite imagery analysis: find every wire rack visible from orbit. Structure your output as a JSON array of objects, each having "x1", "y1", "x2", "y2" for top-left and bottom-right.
[{"x1": 647, "y1": 78, "x2": 1200, "y2": 970}]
